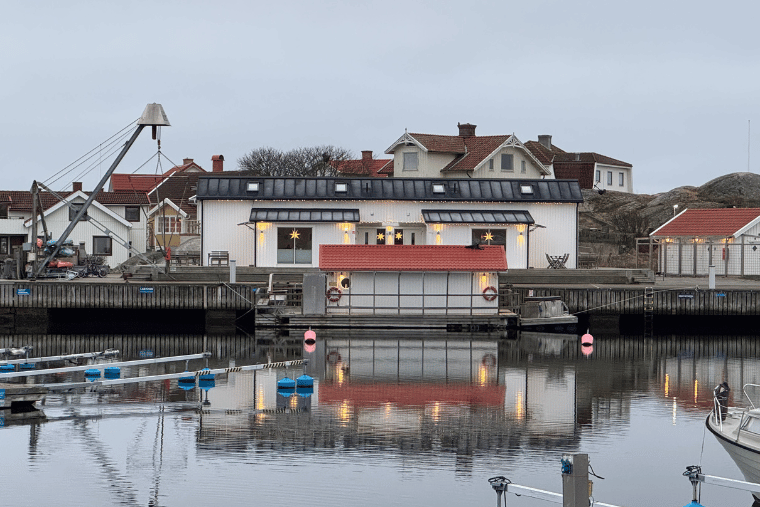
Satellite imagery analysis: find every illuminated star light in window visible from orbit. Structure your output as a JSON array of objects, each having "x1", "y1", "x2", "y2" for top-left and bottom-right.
[
  {"x1": 483, "y1": 232, "x2": 494, "y2": 242},
  {"x1": 377, "y1": 233, "x2": 385, "y2": 241},
  {"x1": 290, "y1": 230, "x2": 300, "y2": 240},
  {"x1": 395, "y1": 232, "x2": 402, "y2": 240}
]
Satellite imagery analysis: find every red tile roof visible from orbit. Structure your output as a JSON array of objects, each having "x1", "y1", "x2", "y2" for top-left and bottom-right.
[
  {"x1": 0, "y1": 190, "x2": 149, "y2": 212},
  {"x1": 331, "y1": 158, "x2": 391, "y2": 177},
  {"x1": 319, "y1": 244, "x2": 508, "y2": 271},
  {"x1": 553, "y1": 152, "x2": 631, "y2": 167},
  {"x1": 147, "y1": 173, "x2": 201, "y2": 215},
  {"x1": 110, "y1": 174, "x2": 165, "y2": 192},
  {"x1": 651, "y1": 208, "x2": 760, "y2": 237},
  {"x1": 524, "y1": 140, "x2": 566, "y2": 165},
  {"x1": 553, "y1": 162, "x2": 595, "y2": 189}
]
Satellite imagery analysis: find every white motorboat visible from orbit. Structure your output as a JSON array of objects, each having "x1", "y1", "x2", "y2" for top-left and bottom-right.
[{"x1": 706, "y1": 383, "x2": 760, "y2": 502}]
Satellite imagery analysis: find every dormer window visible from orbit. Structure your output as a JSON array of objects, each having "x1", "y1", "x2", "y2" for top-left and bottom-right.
[
  {"x1": 247, "y1": 181, "x2": 260, "y2": 192},
  {"x1": 520, "y1": 185, "x2": 534, "y2": 195},
  {"x1": 432, "y1": 183, "x2": 446, "y2": 194},
  {"x1": 335, "y1": 182, "x2": 348, "y2": 193}
]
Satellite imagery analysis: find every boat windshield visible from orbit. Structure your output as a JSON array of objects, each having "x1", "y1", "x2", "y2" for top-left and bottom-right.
[{"x1": 740, "y1": 414, "x2": 760, "y2": 434}]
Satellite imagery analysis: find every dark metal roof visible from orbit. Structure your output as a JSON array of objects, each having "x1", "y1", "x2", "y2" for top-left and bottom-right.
[
  {"x1": 250, "y1": 208, "x2": 360, "y2": 223},
  {"x1": 422, "y1": 209, "x2": 534, "y2": 224},
  {"x1": 197, "y1": 176, "x2": 583, "y2": 203}
]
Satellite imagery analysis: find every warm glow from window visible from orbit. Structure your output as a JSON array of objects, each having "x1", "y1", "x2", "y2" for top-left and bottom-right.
[{"x1": 665, "y1": 374, "x2": 669, "y2": 398}]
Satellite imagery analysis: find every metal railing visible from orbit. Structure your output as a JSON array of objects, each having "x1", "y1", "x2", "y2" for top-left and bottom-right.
[{"x1": 324, "y1": 289, "x2": 506, "y2": 316}]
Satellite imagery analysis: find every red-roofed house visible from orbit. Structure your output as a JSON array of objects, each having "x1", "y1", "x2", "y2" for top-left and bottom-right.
[
  {"x1": 384, "y1": 124, "x2": 552, "y2": 179},
  {"x1": 650, "y1": 208, "x2": 760, "y2": 275},
  {"x1": 318, "y1": 244, "x2": 506, "y2": 315},
  {"x1": 108, "y1": 157, "x2": 209, "y2": 192},
  {"x1": 331, "y1": 150, "x2": 391, "y2": 177},
  {"x1": 525, "y1": 135, "x2": 633, "y2": 193}
]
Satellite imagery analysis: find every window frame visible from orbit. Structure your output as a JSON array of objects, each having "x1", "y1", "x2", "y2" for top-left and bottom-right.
[
  {"x1": 595, "y1": 170, "x2": 601, "y2": 183},
  {"x1": 607, "y1": 171, "x2": 613, "y2": 186},
  {"x1": 403, "y1": 152, "x2": 418, "y2": 171},
  {"x1": 157, "y1": 216, "x2": 181, "y2": 234},
  {"x1": 501, "y1": 154, "x2": 514, "y2": 172},
  {"x1": 125, "y1": 206, "x2": 140, "y2": 222},
  {"x1": 69, "y1": 203, "x2": 88, "y2": 221},
  {"x1": 619, "y1": 172, "x2": 625, "y2": 186},
  {"x1": 521, "y1": 160, "x2": 526, "y2": 174},
  {"x1": 92, "y1": 236, "x2": 113, "y2": 256},
  {"x1": 276, "y1": 227, "x2": 313, "y2": 264}
]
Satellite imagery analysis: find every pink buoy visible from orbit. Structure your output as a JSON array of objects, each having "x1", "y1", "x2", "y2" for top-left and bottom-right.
[
  {"x1": 581, "y1": 333, "x2": 594, "y2": 346},
  {"x1": 304, "y1": 329, "x2": 316, "y2": 345},
  {"x1": 582, "y1": 345, "x2": 593, "y2": 357}
]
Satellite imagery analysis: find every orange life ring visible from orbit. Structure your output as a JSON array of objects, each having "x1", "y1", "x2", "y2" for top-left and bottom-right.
[
  {"x1": 482, "y1": 286, "x2": 498, "y2": 301},
  {"x1": 326, "y1": 286, "x2": 342, "y2": 302}
]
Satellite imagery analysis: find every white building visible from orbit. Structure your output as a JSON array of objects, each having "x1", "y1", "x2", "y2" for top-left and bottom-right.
[{"x1": 196, "y1": 176, "x2": 583, "y2": 269}]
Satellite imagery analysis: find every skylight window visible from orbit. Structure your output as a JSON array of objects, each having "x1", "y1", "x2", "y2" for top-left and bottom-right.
[
  {"x1": 335, "y1": 182, "x2": 348, "y2": 193},
  {"x1": 247, "y1": 182, "x2": 260, "y2": 192},
  {"x1": 432, "y1": 184, "x2": 446, "y2": 194},
  {"x1": 520, "y1": 185, "x2": 534, "y2": 194}
]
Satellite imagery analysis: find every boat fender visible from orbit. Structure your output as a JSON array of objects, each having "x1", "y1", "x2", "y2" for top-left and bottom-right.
[{"x1": 482, "y1": 286, "x2": 498, "y2": 301}]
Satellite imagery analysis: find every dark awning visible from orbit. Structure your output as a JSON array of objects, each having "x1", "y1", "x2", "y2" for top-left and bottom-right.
[
  {"x1": 422, "y1": 209, "x2": 534, "y2": 224},
  {"x1": 250, "y1": 208, "x2": 361, "y2": 223}
]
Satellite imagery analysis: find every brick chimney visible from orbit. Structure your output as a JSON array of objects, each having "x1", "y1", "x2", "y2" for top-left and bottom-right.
[
  {"x1": 183, "y1": 158, "x2": 194, "y2": 166},
  {"x1": 73, "y1": 182, "x2": 82, "y2": 192},
  {"x1": 457, "y1": 123, "x2": 476, "y2": 137},
  {"x1": 212, "y1": 154, "x2": 224, "y2": 172},
  {"x1": 538, "y1": 135, "x2": 552, "y2": 150},
  {"x1": 361, "y1": 150, "x2": 372, "y2": 160}
]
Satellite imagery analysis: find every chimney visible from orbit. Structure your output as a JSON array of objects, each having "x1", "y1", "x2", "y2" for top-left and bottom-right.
[
  {"x1": 574, "y1": 153, "x2": 581, "y2": 161},
  {"x1": 212, "y1": 154, "x2": 224, "y2": 172},
  {"x1": 73, "y1": 182, "x2": 82, "y2": 192},
  {"x1": 183, "y1": 158, "x2": 194, "y2": 166},
  {"x1": 361, "y1": 150, "x2": 373, "y2": 160},
  {"x1": 457, "y1": 122, "x2": 477, "y2": 137},
  {"x1": 538, "y1": 135, "x2": 552, "y2": 150}
]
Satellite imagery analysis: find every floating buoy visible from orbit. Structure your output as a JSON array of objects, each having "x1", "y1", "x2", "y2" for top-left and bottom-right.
[
  {"x1": 581, "y1": 333, "x2": 594, "y2": 346},
  {"x1": 199, "y1": 368, "x2": 214, "y2": 381},
  {"x1": 84, "y1": 368, "x2": 101, "y2": 378},
  {"x1": 199, "y1": 379, "x2": 215, "y2": 391},
  {"x1": 304, "y1": 329, "x2": 316, "y2": 345},
  {"x1": 104, "y1": 366, "x2": 120, "y2": 379},
  {"x1": 296, "y1": 374, "x2": 314, "y2": 388},
  {"x1": 278, "y1": 377, "x2": 296, "y2": 389},
  {"x1": 0, "y1": 364, "x2": 14, "y2": 372},
  {"x1": 20, "y1": 363, "x2": 36, "y2": 370},
  {"x1": 682, "y1": 501, "x2": 705, "y2": 507},
  {"x1": 179, "y1": 371, "x2": 195, "y2": 384},
  {"x1": 582, "y1": 345, "x2": 594, "y2": 357}
]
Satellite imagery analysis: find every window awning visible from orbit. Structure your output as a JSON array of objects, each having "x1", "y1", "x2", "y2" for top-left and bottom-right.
[
  {"x1": 422, "y1": 209, "x2": 534, "y2": 224},
  {"x1": 250, "y1": 208, "x2": 361, "y2": 223}
]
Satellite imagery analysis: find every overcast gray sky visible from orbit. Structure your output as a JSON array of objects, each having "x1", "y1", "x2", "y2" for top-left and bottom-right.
[{"x1": 3, "y1": 1, "x2": 759, "y2": 195}]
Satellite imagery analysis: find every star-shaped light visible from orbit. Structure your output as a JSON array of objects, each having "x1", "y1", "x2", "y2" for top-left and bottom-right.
[
  {"x1": 377, "y1": 233, "x2": 385, "y2": 241},
  {"x1": 395, "y1": 232, "x2": 403, "y2": 240},
  {"x1": 483, "y1": 232, "x2": 494, "y2": 242},
  {"x1": 290, "y1": 229, "x2": 300, "y2": 240}
]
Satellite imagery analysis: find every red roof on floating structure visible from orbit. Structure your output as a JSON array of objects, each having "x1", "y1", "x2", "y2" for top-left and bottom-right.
[
  {"x1": 650, "y1": 208, "x2": 760, "y2": 238},
  {"x1": 319, "y1": 244, "x2": 508, "y2": 271}
]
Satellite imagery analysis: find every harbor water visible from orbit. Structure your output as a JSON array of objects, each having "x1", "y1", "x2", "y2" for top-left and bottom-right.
[{"x1": 0, "y1": 330, "x2": 757, "y2": 506}]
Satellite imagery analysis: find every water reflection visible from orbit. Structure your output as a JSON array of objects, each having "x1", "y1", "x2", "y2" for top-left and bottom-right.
[{"x1": 2, "y1": 331, "x2": 760, "y2": 506}]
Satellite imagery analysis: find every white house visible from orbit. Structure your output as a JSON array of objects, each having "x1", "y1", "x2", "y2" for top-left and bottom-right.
[{"x1": 196, "y1": 176, "x2": 583, "y2": 269}]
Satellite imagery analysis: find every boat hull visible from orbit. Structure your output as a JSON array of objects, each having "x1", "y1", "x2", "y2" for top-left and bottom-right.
[{"x1": 706, "y1": 414, "x2": 760, "y2": 498}]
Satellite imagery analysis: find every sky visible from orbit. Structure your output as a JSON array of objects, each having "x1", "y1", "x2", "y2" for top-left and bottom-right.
[{"x1": 3, "y1": 0, "x2": 760, "y2": 195}]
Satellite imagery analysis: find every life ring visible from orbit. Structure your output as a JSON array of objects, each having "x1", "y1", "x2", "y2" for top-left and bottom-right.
[
  {"x1": 326, "y1": 286, "x2": 342, "y2": 302},
  {"x1": 482, "y1": 286, "x2": 498, "y2": 301}
]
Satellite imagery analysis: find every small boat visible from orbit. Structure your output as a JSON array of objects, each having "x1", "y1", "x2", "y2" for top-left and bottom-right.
[
  {"x1": 705, "y1": 382, "x2": 760, "y2": 502},
  {"x1": 518, "y1": 296, "x2": 578, "y2": 332}
]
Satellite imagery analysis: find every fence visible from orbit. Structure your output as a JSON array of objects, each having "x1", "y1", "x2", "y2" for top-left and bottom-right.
[{"x1": 655, "y1": 241, "x2": 760, "y2": 276}]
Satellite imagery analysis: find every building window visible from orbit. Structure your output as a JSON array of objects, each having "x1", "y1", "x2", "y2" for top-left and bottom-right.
[
  {"x1": 125, "y1": 206, "x2": 140, "y2": 222},
  {"x1": 607, "y1": 171, "x2": 613, "y2": 185},
  {"x1": 403, "y1": 152, "x2": 418, "y2": 171},
  {"x1": 472, "y1": 228, "x2": 506, "y2": 246},
  {"x1": 0, "y1": 237, "x2": 7, "y2": 255},
  {"x1": 394, "y1": 229, "x2": 404, "y2": 245},
  {"x1": 376, "y1": 228, "x2": 386, "y2": 245},
  {"x1": 0, "y1": 205, "x2": 8, "y2": 219},
  {"x1": 488, "y1": 158, "x2": 494, "y2": 171},
  {"x1": 69, "y1": 203, "x2": 88, "y2": 221},
  {"x1": 501, "y1": 154, "x2": 514, "y2": 172},
  {"x1": 276, "y1": 227, "x2": 312, "y2": 264},
  {"x1": 158, "y1": 216, "x2": 181, "y2": 234},
  {"x1": 521, "y1": 160, "x2": 526, "y2": 174},
  {"x1": 364, "y1": 232, "x2": 369, "y2": 245},
  {"x1": 93, "y1": 236, "x2": 113, "y2": 256},
  {"x1": 411, "y1": 232, "x2": 416, "y2": 245},
  {"x1": 595, "y1": 170, "x2": 601, "y2": 182},
  {"x1": 619, "y1": 172, "x2": 625, "y2": 186}
]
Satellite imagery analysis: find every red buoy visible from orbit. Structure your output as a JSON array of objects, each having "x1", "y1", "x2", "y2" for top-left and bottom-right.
[
  {"x1": 581, "y1": 333, "x2": 594, "y2": 346},
  {"x1": 304, "y1": 329, "x2": 316, "y2": 345}
]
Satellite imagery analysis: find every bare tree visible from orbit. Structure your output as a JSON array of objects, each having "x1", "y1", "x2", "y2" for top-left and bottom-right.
[{"x1": 237, "y1": 145, "x2": 353, "y2": 177}]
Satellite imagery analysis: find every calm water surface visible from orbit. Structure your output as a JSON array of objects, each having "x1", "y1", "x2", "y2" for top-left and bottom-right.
[{"x1": 1, "y1": 330, "x2": 758, "y2": 507}]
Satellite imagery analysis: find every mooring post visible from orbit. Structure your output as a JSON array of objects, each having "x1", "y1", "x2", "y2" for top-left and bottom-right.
[{"x1": 562, "y1": 453, "x2": 588, "y2": 507}]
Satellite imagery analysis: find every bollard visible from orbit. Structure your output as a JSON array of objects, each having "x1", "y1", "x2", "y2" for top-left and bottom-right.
[{"x1": 562, "y1": 453, "x2": 589, "y2": 507}]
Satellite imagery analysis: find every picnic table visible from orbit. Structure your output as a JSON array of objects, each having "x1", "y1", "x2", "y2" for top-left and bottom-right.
[{"x1": 546, "y1": 253, "x2": 569, "y2": 269}]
